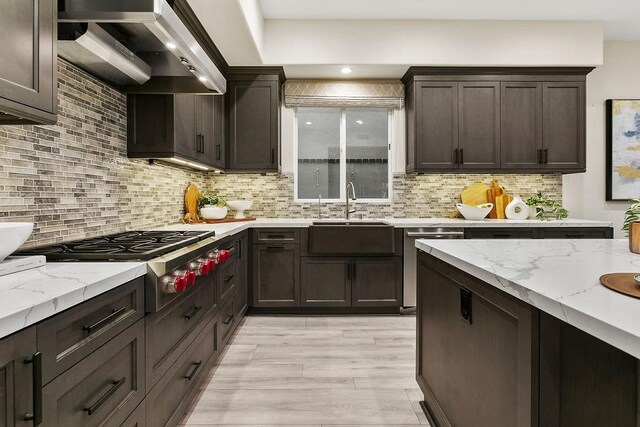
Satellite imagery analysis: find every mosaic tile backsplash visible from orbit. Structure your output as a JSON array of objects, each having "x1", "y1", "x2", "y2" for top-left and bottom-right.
[
  {"x1": 0, "y1": 60, "x2": 562, "y2": 248},
  {"x1": 205, "y1": 173, "x2": 562, "y2": 219}
]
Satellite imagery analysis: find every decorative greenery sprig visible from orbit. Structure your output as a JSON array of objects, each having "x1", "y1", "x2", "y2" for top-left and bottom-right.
[
  {"x1": 198, "y1": 194, "x2": 226, "y2": 208},
  {"x1": 525, "y1": 192, "x2": 569, "y2": 221},
  {"x1": 623, "y1": 198, "x2": 640, "y2": 235}
]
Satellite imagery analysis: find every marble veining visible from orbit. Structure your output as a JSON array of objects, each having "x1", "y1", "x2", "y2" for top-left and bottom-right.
[
  {"x1": 416, "y1": 238, "x2": 640, "y2": 358},
  {"x1": 0, "y1": 261, "x2": 146, "y2": 339}
]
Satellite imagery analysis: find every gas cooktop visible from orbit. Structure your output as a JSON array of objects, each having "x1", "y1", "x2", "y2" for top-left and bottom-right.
[{"x1": 17, "y1": 230, "x2": 215, "y2": 261}]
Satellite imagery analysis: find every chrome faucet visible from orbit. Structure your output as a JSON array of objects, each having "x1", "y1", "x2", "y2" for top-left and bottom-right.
[{"x1": 345, "y1": 181, "x2": 357, "y2": 219}]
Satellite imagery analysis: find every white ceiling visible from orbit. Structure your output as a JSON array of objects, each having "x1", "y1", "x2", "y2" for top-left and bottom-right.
[{"x1": 258, "y1": 0, "x2": 640, "y2": 40}]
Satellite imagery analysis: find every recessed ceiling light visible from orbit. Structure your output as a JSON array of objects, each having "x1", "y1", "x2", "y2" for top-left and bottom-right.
[
  {"x1": 356, "y1": 120, "x2": 363, "y2": 125},
  {"x1": 188, "y1": 66, "x2": 197, "y2": 73},
  {"x1": 198, "y1": 76, "x2": 207, "y2": 82},
  {"x1": 166, "y1": 42, "x2": 176, "y2": 50},
  {"x1": 180, "y1": 57, "x2": 189, "y2": 65},
  {"x1": 305, "y1": 121, "x2": 312, "y2": 125},
  {"x1": 340, "y1": 67, "x2": 352, "y2": 74}
]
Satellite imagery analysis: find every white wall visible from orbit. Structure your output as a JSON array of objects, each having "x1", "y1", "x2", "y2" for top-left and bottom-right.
[
  {"x1": 264, "y1": 20, "x2": 603, "y2": 67},
  {"x1": 563, "y1": 41, "x2": 640, "y2": 237}
]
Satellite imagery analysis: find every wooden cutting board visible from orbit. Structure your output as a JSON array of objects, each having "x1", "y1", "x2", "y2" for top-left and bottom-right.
[
  {"x1": 183, "y1": 183, "x2": 200, "y2": 222},
  {"x1": 600, "y1": 273, "x2": 640, "y2": 299},
  {"x1": 461, "y1": 182, "x2": 490, "y2": 206},
  {"x1": 486, "y1": 179, "x2": 512, "y2": 219}
]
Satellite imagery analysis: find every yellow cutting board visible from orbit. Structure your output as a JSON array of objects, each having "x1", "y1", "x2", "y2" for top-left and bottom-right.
[
  {"x1": 461, "y1": 182, "x2": 490, "y2": 206},
  {"x1": 183, "y1": 183, "x2": 200, "y2": 222}
]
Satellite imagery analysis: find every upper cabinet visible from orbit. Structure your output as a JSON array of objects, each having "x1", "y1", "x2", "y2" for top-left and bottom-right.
[
  {"x1": 127, "y1": 94, "x2": 224, "y2": 170},
  {"x1": 0, "y1": 0, "x2": 57, "y2": 125},
  {"x1": 403, "y1": 67, "x2": 591, "y2": 174},
  {"x1": 226, "y1": 67, "x2": 285, "y2": 172}
]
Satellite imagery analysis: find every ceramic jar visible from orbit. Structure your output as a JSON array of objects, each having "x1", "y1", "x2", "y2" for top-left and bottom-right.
[{"x1": 505, "y1": 197, "x2": 529, "y2": 220}]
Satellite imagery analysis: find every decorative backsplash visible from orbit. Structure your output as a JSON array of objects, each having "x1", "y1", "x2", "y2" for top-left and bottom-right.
[
  {"x1": 0, "y1": 60, "x2": 207, "y2": 248},
  {"x1": 0, "y1": 60, "x2": 563, "y2": 248},
  {"x1": 205, "y1": 172, "x2": 562, "y2": 218}
]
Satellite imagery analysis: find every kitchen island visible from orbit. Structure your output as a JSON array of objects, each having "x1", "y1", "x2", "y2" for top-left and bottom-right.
[{"x1": 415, "y1": 238, "x2": 640, "y2": 427}]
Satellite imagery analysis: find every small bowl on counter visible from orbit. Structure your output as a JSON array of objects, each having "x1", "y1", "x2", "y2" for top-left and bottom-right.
[
  {"x1": 0, "y1": 222, "x2": 34, "y2": 262},
  {"x1": 226, "y1": 200, "x2": 253, "y2": 219},
  {"x1": 200, "y1": 206, "x2": 228, "y2": 220},
  {"x1": 456, "y1": 203, "x2": 493, "y2": 221}
]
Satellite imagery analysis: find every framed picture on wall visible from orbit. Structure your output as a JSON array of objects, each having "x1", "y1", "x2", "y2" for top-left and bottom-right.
[{"x1": 606, "y1": 99, "x2": 640, "y2": 201}]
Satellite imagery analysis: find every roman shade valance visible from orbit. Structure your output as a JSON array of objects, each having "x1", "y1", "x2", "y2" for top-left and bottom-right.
[{"x1": 284, "y1": 80, "x2": 404, "y2": 109}]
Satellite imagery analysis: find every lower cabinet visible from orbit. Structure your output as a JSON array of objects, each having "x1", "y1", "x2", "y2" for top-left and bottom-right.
[
  {"x1": 300, "y1": 258, "x2": 351, "y2": 307},
  {"x1": 300, "y1": 257, "x2": 403, "y2": 308},
  {"x1": 42, "y1": 320, "x2": 145, "y2": 427},
  {"x1": 252, "y1": 243, "x2": 300, "y2": 307},
  {"x1": 0, "y1": 326, "x2": 37, "y2": 427},
  {"x1": 464, "y1": 226, "x2": 614, "y2": 239},
  {"x1": 146, "y1": 315, "x2": 220, "y2": 427}
]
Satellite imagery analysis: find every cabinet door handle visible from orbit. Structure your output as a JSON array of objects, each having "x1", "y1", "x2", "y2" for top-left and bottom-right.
[
  {"x1": 271, "y1": 148, "x2": 275, "y2": 165},
  {"x1": 352, "y1": 262, "x2": 356, "y2": 280},
  {"x1": 460, "y1": 287, "x2": 473, "y2": 324},
  {"x1": 83, "y1": 307, "x2": 127, "y2": 334},
  {"x1": 183, "y1": 305, "x2": 202, "y2": 320},
  {"x1": 83, "y1": 377, "x2": 126, "y2": 415},
  {"x1": 184, "y1": 361, "x2": 203, "y2": 381},
  {"x1": 454, "y1": 148, "x2": 459, "y2": 164},
  {"x1": 216, "y1": 144, "x2": 221, "y2": 161},
  {"x1": 537, "y1": 149, "x2": 543, "y2": 164},
  {"x1": 346, "y1": 263, "x2": 351, "y2": 280},
  {"x1": 543, "y1": 149, "x2": 549, "y2": 164},
  {"x1": 224, "y1": 274, "x2": 234, "y2": 283},
  {"x1": 459, "y1": 148, "x2": 464, "y2": 164},
  {"x1": 23, "y1": 352, "x2": 42, "y2": 426},
  {"x1": 200, "y1": 135, "x2": 205, "y2": 154},
  {"x1": 223, "y1": 314, "x2": 235, "y2": 325}
]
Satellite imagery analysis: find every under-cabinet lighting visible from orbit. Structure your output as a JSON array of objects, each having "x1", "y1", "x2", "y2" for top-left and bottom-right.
[
  {"x1": 166, "y1": 42, "x2": 176, "y2": 50},
  {"x1": 198, "y1": 76, "x2": 207, "y2": 82},
  {"x1": 341, "y1": 67, "x2": 352, "y2": 74},
  {"x1": 305, "y1": 121, "x2": 312, "y2": 125},
  {"x1": 356, "y1": 120, "x2": 363, "y2": 125},
  {"x1": 162, "y1": 157, "x2": 210, "y2": 171}
]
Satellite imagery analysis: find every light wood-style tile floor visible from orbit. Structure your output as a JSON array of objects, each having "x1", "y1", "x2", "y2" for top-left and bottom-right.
[{"x1": 181, "y1": 315, "x2": 429, "y2": 426}]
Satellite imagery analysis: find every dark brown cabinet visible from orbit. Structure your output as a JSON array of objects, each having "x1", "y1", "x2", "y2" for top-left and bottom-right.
[
  {"x1": 0, "y1": 0, "x2": 57, "y2": 125},
  {"x1": 0, "y1": 327, "x2": 38, "y2": 427},
  {"x1": 464, "y1": 227, "x2": 614, "y2": 240},
  {"x1": 403, "y1": 67, "x2": 592, "y2": 174},
  {"x1": 351, "y1": 257, "x2": 403, "y2": 307},
  {"x1": 252, "y1": 243, "x2": 300, "y2": 307},
  {"x1": 127, "y1": 94, "x2": 224, "y2": 169},
  {"x1": 300, "y1": 258, "x2": 351, "y2": 307},
  {"x1": 235, "y1": 233, "x2": 249, "y2": 318},
  {"x1": 226, "y1": 68, "x2": 285, "y2": 172}
]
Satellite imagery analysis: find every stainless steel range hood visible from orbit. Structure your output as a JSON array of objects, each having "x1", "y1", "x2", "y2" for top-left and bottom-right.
[{"x1": 58, "y1": 0, "x2": 226, "y2": 93}]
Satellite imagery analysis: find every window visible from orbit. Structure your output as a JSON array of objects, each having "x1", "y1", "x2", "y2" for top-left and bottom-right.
[{"x1": 295, "y1": 107, "x2": 391, "y2": 202}]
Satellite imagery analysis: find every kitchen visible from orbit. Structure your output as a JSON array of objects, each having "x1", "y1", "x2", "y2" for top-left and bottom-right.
[{"x1": 0, "y1": 0, "x2": 639, "y2": 426}]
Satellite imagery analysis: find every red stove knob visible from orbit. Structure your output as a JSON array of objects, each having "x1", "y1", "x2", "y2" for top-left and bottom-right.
[
  {"x1": 163, "y1": 275, "x2": 187, "y2": 293},
  {"x1": 185, "y1": 270, "x2": 196, "y2": 286},
  {"x1": 206, "y1": 258, "x2": 217, "y2": 271},
  {"x1": 200, "y1": 261, "x2": 210, "y2": 275}
]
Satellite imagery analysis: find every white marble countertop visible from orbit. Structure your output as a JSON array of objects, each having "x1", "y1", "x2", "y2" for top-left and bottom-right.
[
  {"x1": 415, "y1": 238, "x2": 640, "y2": 358},
  {"x1": 0, "y1": 261, "x2": 146, "y2": 340},
  {"x1": 154, "y1": 217, "x2": 613, "y2": 236}
]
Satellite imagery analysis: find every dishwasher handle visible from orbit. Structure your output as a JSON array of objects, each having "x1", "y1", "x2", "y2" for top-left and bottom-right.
[{"x1": 406, "y1": 231, "x2": 464, "y2": 238}]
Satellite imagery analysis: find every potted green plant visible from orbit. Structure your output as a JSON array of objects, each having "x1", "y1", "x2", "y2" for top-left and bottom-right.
[
  {"x1": 525, "y1": 192, "x2": 569, "y2": 221},
  {"x1": 623, "y1": 198, "x2": 640, "y2": 235},
  {"x1": 198, "y1": 194, "x2": 227, "y2": 220}
]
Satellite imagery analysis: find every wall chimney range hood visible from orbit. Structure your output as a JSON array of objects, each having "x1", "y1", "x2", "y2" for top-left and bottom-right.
[{"x1": 58, "y1": 0, "x2": 226, "y2": 94}]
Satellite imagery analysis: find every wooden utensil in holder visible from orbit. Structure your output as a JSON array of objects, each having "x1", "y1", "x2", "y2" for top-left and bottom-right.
[{"x1": 630, "y1": 221, "x2": 640, "y2": 254}]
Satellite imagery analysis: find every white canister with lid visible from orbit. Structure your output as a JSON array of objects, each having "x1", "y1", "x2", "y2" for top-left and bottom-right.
[{"x1": 505, "y1": 196, "x2": 529, "y2": 220}]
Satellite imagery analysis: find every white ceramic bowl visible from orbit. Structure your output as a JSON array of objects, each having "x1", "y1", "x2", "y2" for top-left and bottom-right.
[
  {"x1": 0, "y1": 222, "x2": 34, "y2": 262},
  {"x1": 200, "y1": 206, "x2": 228, "y2": 220},
  {"x1": 226, "y1": 200, "x2": 253, "y2": 219},
  {"x1": 456, "y1": 203, "x2": 493, "y2": 221}
]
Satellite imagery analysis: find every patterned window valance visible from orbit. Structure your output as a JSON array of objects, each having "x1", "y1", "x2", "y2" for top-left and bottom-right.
[{"x1": 284, "y1": 80, "x2": 404, "y2": 109}]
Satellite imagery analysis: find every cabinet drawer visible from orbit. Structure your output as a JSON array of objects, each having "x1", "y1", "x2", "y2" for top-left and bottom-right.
[
  {"x1": 219, "y1": 296, "x2": 237, "y2": 345},
  {"x1": 42, "y1": 320, "x2": 145, "y2": 427},
  {"x1": 121, "y1": 401, "x2": 145, "y2": 427},
  {"x1": 253, "y1": 228, "x2": 300, "y2": 243},
  {"x1": 464, "y1": 228, "x2": 538, "y2": 239},
  {"x1": 145, "y1": 282, "x2": 216, "y2": 389},
  {"x1": 218, "y1": 259, "x2": 237, "y2": 303},
  {"x1": 146, "y1": 316, "x2": 220, "y2": 427},
  {"x1": 538, "y1": 227, "x2": 613, "y2": 239},
  {"x1": 38, "y1": 277, "x2": 144, "y2": 385}
]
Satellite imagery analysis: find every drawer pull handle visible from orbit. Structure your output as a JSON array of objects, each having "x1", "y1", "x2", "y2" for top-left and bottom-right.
[
  {"x1": 267, "y1": 246, "x2": 285, "y2": 250},
  {"x1": 23, "y1": 352, "x2": 42, "y2": 425},
  {"x1": 493, "y1": 234, "x2": 512, "y2": 238},
  {"x1": 183, "y1": 305, "x2": 202, "y2": 320},
  {"x1": 223, "y1": 314, "x2": 234, "y2": 325},
  {"x1": 566, "y1": 233, "x2": 586, "y2": 238},
  {"x1": 84, "y1": 377, "x2": 126, "y2": 416},
  {"x1": 224, "y1": 274, "x2": 234, "y2": 283},
  {"x1": 184, "y1": 361, "x2": 203, "y2": 381},
  {"x1": 83, "y1": 307, "x2": 127, "y2": 334}
]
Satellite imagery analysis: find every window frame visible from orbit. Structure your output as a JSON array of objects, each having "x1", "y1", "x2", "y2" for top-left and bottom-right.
[{"x1": 293, "y1": 107, "x2": 393, "y2": 203}]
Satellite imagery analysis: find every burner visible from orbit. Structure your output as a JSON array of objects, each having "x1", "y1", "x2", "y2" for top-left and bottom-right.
[{"x1": 16, "y1": 230, "x2": 215, "y2": 261}]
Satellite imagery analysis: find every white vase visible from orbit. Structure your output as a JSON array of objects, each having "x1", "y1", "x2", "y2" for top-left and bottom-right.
[
  {"x1": 528, "y1": 205, "x2": 538, "y2": 219},
  {"x1": 505, "y1": 197, "x2": 529, "y2": 220}
]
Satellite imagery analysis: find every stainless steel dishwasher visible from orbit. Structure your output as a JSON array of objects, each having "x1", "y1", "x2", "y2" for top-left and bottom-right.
[{"x1": 403, "y1": 227, "x2": 465, "y2": 309}]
